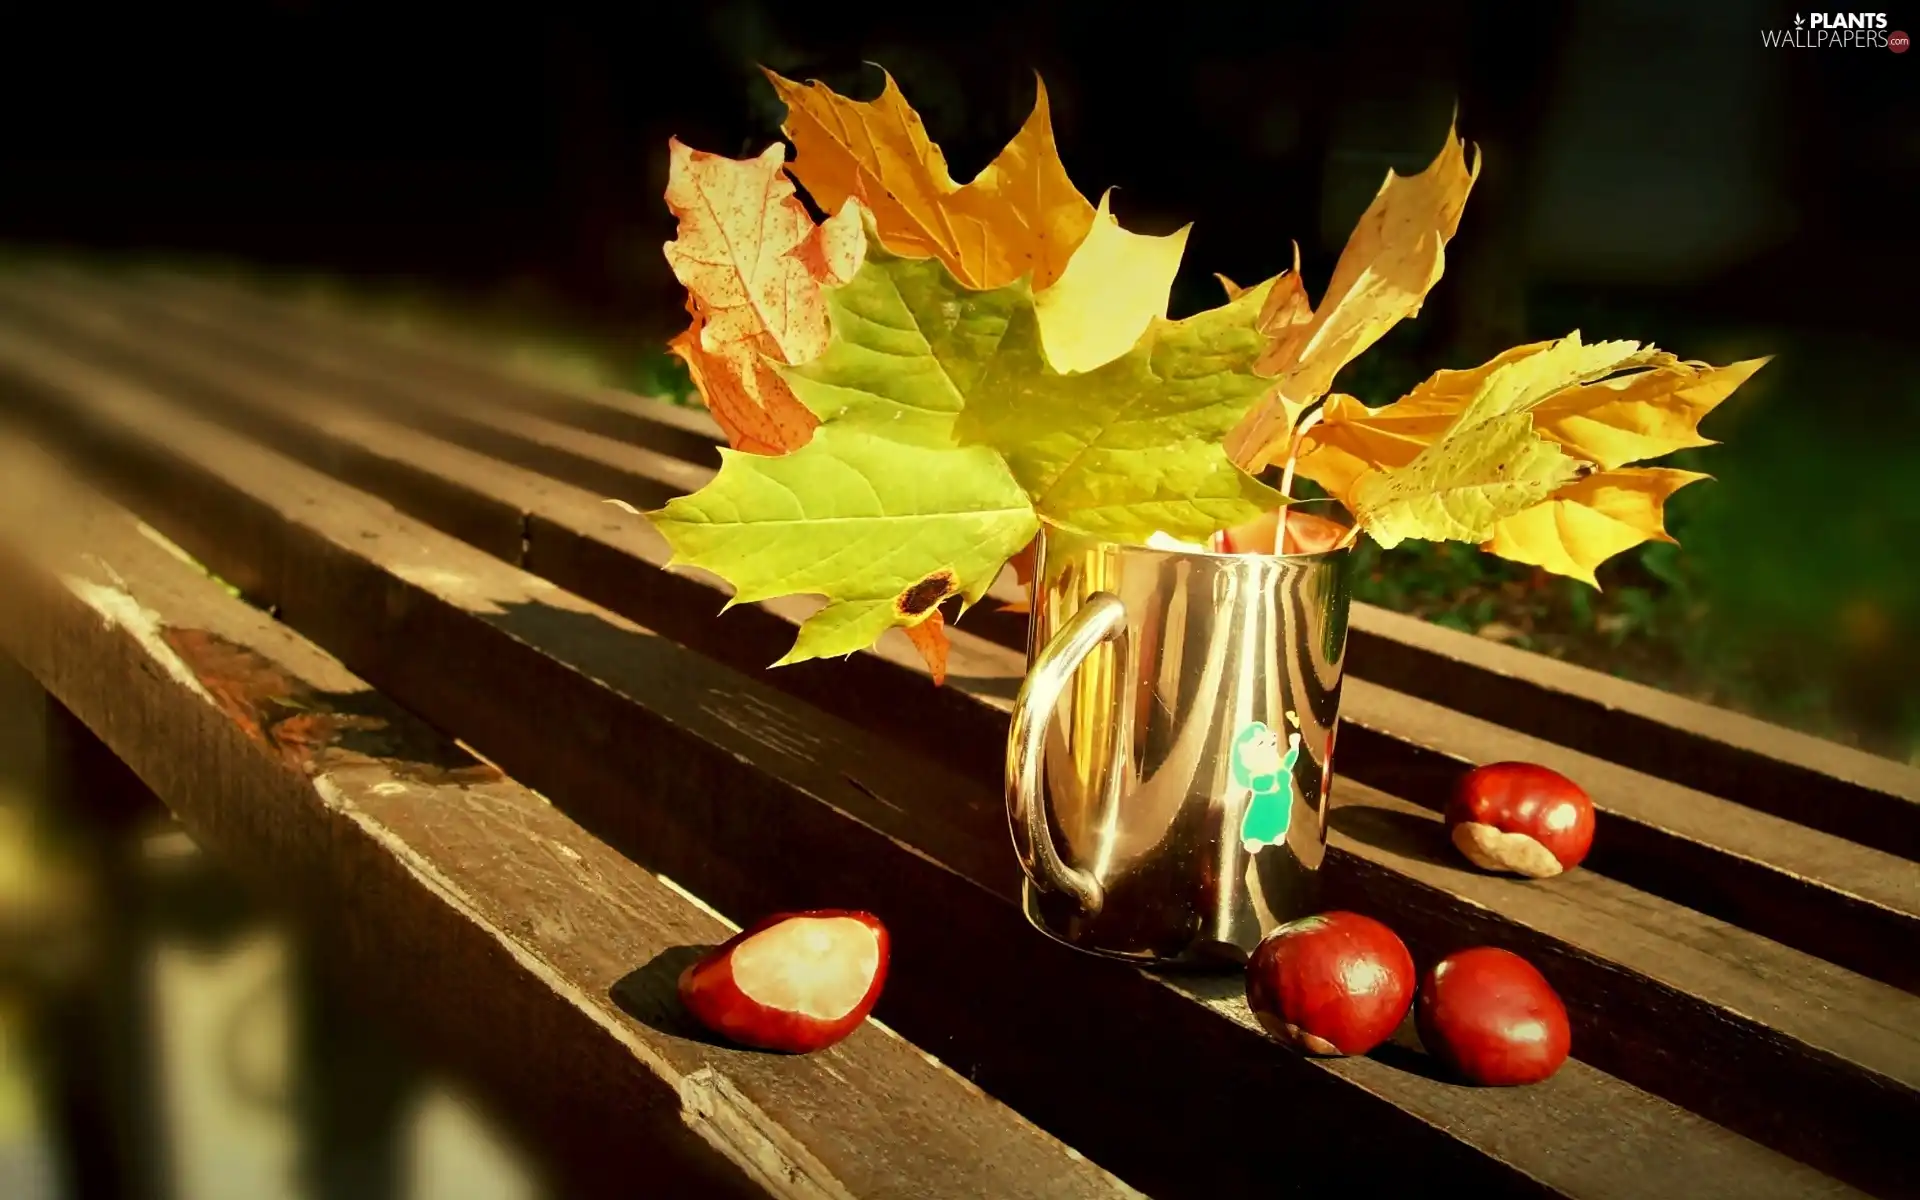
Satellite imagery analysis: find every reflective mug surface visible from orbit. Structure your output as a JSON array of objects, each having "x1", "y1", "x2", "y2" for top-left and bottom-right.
[{"x1": 1005, "y1": 502, "x2": 1355, "y2": 966}]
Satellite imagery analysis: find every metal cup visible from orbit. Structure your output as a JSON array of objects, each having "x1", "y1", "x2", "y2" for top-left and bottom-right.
[{"x1": 1005, "y1": 501, "x2": 1355, "y2": 966}]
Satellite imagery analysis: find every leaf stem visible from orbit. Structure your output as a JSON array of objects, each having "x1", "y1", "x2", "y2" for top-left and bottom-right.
[{"x1": 1277, "y1": 406, "x2": 1326, "y2": 502}]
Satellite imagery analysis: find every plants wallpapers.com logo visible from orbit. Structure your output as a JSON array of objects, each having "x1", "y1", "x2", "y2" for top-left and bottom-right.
[{"x1": 1763, "y1": 12, "x2": 1909, "y2": 48}]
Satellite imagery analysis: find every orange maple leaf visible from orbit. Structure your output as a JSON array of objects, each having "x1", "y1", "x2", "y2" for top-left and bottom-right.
[
  {"x1": 663, "y1": 138, "x2": 865, "y2": 455},
  {"x1": 1228, "y1": 122, "x2": 1479, "y2": 471},
  {"x1": 765, "y1": 68, "x2": 1094, "y2": 293}
]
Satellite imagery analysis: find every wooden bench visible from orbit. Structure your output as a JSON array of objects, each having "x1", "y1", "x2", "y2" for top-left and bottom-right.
[{"x1": 0, "y1": 260, "x2": 1915, "y2": 1199}]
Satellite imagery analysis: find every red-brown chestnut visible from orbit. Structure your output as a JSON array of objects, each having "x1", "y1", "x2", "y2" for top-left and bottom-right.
[
  {"x1": 1245, "y1": 911, "x2": 1416, "y2": 1056},
  {"x1": 1416, "y1": 946, "x2": 1570, "y2": 1086},
  {"x1": 1447, "y1": 761, "x2": 1595, "y2": 878},
  {"x1": 678, "y1": 910, "x2": 890, "y2": 1053}
]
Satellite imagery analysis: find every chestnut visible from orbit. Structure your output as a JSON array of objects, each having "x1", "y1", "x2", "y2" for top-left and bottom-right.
[
  {"x1": 1447, "y1": 761, "x2": 1595, "y2": 878},
  {"x1": 678, "y1": 909, "x2": 889, "y2": 1053},
  {"x1": 1416, "y1": 946, "x2": 1570, "y2": 1086},
  {"x1": 1246, "y1": 911, "x2": 1415, "y2": 1056}
]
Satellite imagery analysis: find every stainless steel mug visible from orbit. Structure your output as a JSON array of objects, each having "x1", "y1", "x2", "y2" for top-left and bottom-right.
[{"x1": 1005, "y1": 502, "x2": 1355, "y2": 965}]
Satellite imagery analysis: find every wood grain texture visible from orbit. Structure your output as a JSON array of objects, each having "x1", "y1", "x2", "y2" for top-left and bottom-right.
[
  {"x1": 0, "y1": 444, "x2": 1139, "y2": 1200},
  {"x1": 0, "y1": 320, "x2": 1867, "y2": 1198}
]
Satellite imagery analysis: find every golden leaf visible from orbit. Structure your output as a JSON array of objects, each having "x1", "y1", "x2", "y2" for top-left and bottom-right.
[
  {"x1": 1292, "y1": 334, "x2": 1764, "y2": 582},
  {"x1": 1350, "y1": 413, "x2": 1588, "y2": 549},
  {"x1": 1485, "y1": 467, "x2": 1710, "y2": 586},
  {"x1": 662, "y1": 138, "x2": 865, "y2": 454},
  {"x1": 1295, "y1": 342, "x2": 1554, "y2": 505},
  {"x1": 1229, "y1": 121, "x2": 1480, "y2": 470},
  {"x1": 1033, "y1": 191, "x2": 1191, "y2": 372},
  {"x1": 767, "y1": 68, "x2": 1094, "y2": 291},
  {"x1": 1446, "y1": 332, "x2": 1665, "y2": 431},
  {"x1": 1531, "y1": 356, "x2": 1770, "y2": 471}
]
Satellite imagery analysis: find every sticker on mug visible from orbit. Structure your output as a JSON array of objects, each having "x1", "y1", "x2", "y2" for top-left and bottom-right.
[{"x1": 1233, "y1": 718, "x2": 1302, "y2": 855}]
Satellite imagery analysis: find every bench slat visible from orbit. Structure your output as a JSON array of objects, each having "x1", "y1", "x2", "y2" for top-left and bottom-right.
[
  {"x1": 0, "y1": 440, "x2": 1139, "y2": 1200},
  {"x1": 0, "y1": 278, "x2": 1883, "y2": 1198}
]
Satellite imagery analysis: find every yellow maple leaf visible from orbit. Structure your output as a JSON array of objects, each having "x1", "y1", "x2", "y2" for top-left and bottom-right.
[
  {"x1": 1294, "y1": 336, "x2": 1766, "y2": 582},
  {"x1": 1485, "y1": 467, "x2": 1709, "y2": 586},
  {"x1": 1531, "y1": 355, "x2": 1770, "y2": 470},
  {"x1": 1228, "y1": 121, "x2": 1480, "y2": 470},
  {"x1": 663, "y1": 138, "x2": 865, "y2": 454},
  {"x1": 766, "y1": 67, "x2": 1094, "y2": 292},
  {"x1": 1033, "y1": 190, "x2": 1191, "y2": 372},
  {"x1": 1350, "y1": 413, "x2": 1589, "y2": 549},
  {"x1": 1445, "y1": 332, "x2": 1666, "y2": 431},
  {"x1": 1296, "y1": 342, "x2": 1554, "y2": 503}
]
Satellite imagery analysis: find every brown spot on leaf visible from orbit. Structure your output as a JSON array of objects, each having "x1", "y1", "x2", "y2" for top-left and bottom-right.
[{"x1": 896, "y1": 570, "x2": 956, "y2": 617}]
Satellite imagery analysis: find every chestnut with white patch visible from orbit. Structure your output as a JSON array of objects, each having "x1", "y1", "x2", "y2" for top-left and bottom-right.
[
  {"x1": 1446, "y1": 762, "x2": 1595, "y2": 879},
  {"x1": 678, "y1": 910, "x2": 890, "y2": 1053}
]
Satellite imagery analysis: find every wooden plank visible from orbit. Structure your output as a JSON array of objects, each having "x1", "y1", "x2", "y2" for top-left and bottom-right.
[
  {"x1": 120, "y1": 266, "x2": 1920, "y2": 863},
  {"x1": 0, "y1": 440, "x2": 1139, "y2": 1200},
  {"x1": 8, "y1": 280, "x2": 1917, "y2": 1012},
  {"x1": 1344, "y1": 605, "x2": 1920, "y2": 861},
  {"x1": 0, "y1": 321, "x2": 1866, "y2": 1198},
  {"x1": 142, "y1": 268, "x2": 729, "y2": 470},
  {"x1": 1330, "y1": 681, "x2": 1920, "y2": 994}
]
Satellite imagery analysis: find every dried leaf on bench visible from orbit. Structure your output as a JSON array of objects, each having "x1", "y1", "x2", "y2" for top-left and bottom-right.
[
  {"x1": 663, "y1": 139, "x2": 865, "y2": 454},
  {"x1": 648, "y1": 425, "x2": 1037, "y2": 666},
  {"x1": 1228, "y1": 120, "x2": 1480, "y2": 470}
]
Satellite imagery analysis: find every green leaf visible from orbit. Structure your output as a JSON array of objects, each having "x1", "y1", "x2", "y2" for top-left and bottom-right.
[
  {"x1": 648, "y1": 424, "x2": 1038, "y2": 665},
  {"x1": 1354, "y1": 413, "x2": 1588, "y2": 548},
  {"x1": 781, "y1": 234, "x2": 1023, "y2": 447},
  {"x1": 956, "y1": 270, "x2": 1284, "y2": 542},
  {"x1": 787, "y1": 232, "x2": 1283, "y2": 544}
]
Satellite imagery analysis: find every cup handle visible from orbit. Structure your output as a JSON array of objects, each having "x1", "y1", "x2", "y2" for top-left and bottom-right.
[{"x1": 1006, "y1": 590, "x2": 1128, "y2": 916}]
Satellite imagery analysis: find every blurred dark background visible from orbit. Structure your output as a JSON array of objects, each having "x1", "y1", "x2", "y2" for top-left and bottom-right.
[{"x1": 0, "y1": 2, "x2": 1915, "y2": 1195}]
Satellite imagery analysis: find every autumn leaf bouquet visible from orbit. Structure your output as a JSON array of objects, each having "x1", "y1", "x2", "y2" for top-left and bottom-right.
[{"x1": 648, "y1": 68, "x2": 1766, "y2": 681}]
